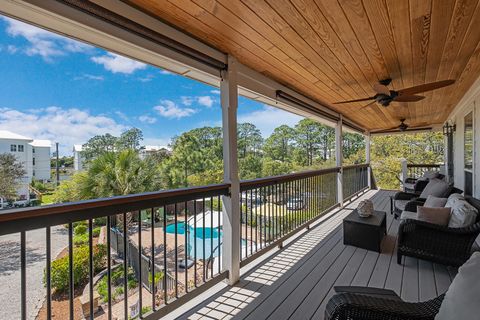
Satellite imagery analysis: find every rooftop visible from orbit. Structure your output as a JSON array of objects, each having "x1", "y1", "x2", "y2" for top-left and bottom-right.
[{"x1": 0, "y1": 130, "x2": 32, "y2": 141}]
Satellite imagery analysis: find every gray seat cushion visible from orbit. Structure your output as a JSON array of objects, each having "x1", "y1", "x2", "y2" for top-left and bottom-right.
[
  {"x1": 400, "y1": 210, "x2": 418, "y2": 220},
  {"x1": 419, "y1": 178, "x2": 449, "y2": 198},
  {"x1": 394, "y1": 199, "x2": 410, "y2": 211}
]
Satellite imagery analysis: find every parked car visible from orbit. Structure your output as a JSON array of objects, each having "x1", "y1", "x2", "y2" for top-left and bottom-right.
[{"x1": 286, "y1": 197, "x2": 305, "y2": 210}]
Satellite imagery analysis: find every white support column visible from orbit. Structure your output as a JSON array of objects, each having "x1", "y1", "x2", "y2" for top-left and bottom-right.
[
  {"x1": 365, "y1": 132, "x2": 372, "y2": 189},
  {"x1": 221, "y1": 55, "x2": 240, "y2": 285},
  {"x1": 336, "y1": 116, "x2": 343, "y2": 206}
]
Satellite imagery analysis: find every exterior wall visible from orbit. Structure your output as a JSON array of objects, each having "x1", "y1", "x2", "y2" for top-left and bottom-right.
[
  {"x1": 32, "y1": 146, "x2": 51, "y2": 181},
  {"x1": 74, "y1": 150, "x2": 84, "y2": 171},
  {"x1": 0, "y1": 138, "x2": 33, "y2": 199},
  {"x1": 446, "y1": 76, "x2": 480, "y2": 198}
]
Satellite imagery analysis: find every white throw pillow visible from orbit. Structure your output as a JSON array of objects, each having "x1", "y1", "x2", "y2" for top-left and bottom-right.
[
  {"x1": 448, "y1": 199, "x2": 478, "y2": 228},
  {"x1": 424, "y1": 195, "x2": 448, "y2": 208},
  {"x1": 419, "y1": 178, "x2": 449, "y2": 199},
  {"x1": 435, "y1": 252, "x2": 480, "y2": 320},
  {"x1": 445, "y1": 193, "x2": 464, "y2": 208}
]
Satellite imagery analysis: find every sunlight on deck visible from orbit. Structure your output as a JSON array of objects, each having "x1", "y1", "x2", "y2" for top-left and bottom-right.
[{"x1": 183, "y1": 191, "x2": 375, "y2": 320}]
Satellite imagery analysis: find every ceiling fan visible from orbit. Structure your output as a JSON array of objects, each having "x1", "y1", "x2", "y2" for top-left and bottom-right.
[
  {"x1": 371, "y1": 118, "x2": 431, "y2": 134},
  {"x1": 334, "y1": 78, "x2": 455, "y2": 108}
]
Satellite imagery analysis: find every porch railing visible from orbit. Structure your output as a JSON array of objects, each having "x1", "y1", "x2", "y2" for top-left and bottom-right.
[
  {"x1": 343, "y1": 164, "x2": 369, "y2": 201},
  {"x1": 406, "y1": 163, "x2": 442, "y2": 179},
  {"x1": 0, "y1": 164, "x2": 370, "y2": 319}
]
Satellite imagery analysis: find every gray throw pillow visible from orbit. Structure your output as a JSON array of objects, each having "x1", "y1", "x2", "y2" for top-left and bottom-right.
[
  {"x1": 435, "y1": 252, "x2": 480, "y2": 320},
  {"x1": 417, "y1": 206, "x2": 451, "y2": 226},
  {"x1": 419, "y1": 178, "x2": 449, "y2": 199},
  {"x1": 424, "y1": 195, "x2": 448, "y2": 208},
  {"x1": 423, "y1": 171, "x2": 439, "y2": 179},
  {"x1": 448, "y1": 199, "x2": 478, "y2": 228}
]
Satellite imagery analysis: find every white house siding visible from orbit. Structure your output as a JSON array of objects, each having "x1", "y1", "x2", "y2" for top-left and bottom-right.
[
  {"x1": 446, "y1": 76, "x2": 480, "y2": 198},
  {"x1": 32, "y1": 146, "x2": 51, "y2": 181},
  {"x1": 73, "y1": 145, "x2": 84, "y2": 171}
]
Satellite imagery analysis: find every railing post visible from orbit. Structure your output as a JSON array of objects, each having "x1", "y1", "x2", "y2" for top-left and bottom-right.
[
  {"x1": 336, "y1": 116, "x2": 343, "y2": 207},
  {"x1": 400, "y1": 159, "x2": 408, "y2": 186},
  {"x1": 221, "y1": 55, "x2": 240, "y2": 285},
  {"x1": 365, "y1": 132, "x2": 372, "y2": 189}
]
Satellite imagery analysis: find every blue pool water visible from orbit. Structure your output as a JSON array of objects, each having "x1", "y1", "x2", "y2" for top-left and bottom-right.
[{"x1": 165, "y1": 222, "x2": 247, "y2": 260}]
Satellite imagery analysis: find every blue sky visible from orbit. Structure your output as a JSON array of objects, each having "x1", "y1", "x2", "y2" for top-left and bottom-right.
[{"x1": 0, "y1": 15, "x2": 303, "y2": 155}]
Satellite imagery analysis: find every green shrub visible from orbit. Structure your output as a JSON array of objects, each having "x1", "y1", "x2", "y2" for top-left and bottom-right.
[
  {"x1": 74, "y1": 224, "x2": 87, "y2": 235},
  {"x1": 47, "y1": 244, "x2": 106, "y2": 293},
  {"x1": 73, "y1": 233, "x2": 89, "y2": 246},
  {"x1": 97, "y1": 265, "x2": 137, "y2": 302},
  {"x1": 94, "y1": 217, "x2": 107, "y2": 226},
  {"x1": 92, "y1": 227, "x2": 101, "y2": 237}
]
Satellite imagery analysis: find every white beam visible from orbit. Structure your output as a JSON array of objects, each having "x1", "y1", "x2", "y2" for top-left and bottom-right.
[
  {"x1": 336, "y1": 116, "x2": 343, "y2": 206},
  {"x1": 365, "y1": 133, "x2": 372, "y2": 189},
  {"x1": 221, "y1": 56, "x2": 240, "y2": 285}
]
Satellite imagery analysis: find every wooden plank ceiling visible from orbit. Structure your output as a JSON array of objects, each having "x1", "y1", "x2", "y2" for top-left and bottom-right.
[{"x1": 126, "y1": 0, "x2": 480, "y2": 131}]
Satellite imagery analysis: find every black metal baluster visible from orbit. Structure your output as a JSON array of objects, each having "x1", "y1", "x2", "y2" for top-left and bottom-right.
[
  {"x1": 210, "y1": 197, "x2": 214, "y2": 279},
  {"x1": 138, "y1": 211, "x2": 142, "y2": 318},
  {"x1": 174, "y1": 203, "x2": 178, "y2": 298},
  {"x1": 107, "y1": 217, "x2": 112, "y2": 320},
  {"x1": 163, "y1": 206, "x2": 167, "y2": 305},
  {"x1": 21, "y1": 231, "x2": 26, "y2": 320},
  {"x1": 68, "y1": 223, "x2": 74, "y2": 320},
  {"x1": 193, "y1": 201, "x2": 197, "y2": 288},
  {"x1": 123, "y1": 213, "x2": 128, "y2": 320},
  {"x1": 259, "y1": 187, "x2": 263, "y2": 250},
  {"x1": 217, "y1": 196, "x2": 221, "y2": 274},
  {"x1": 202, "y1": 199, "x2": 206, "y2": 282},
  {"x1": 185, "y1": 201, "x2": 189, "y2": 293},
  {"x1": 244, "y1": 191, "x2": 247, "y2": 258},
  {"x1": 46, "y1": 227, "x2": 52, "y2": 320},
  {"x1": 249, "y1": 190, "x2": 253, "y2": 253},
  {"x1": 255, "y1": 188, "x2": 258, "y2": 252},
  {"x1": 88, "y1": 219, "x2": 94, "y2": 320},
  {"x1": 150, "y1": 208, "x2": 155, "y2": 310}
]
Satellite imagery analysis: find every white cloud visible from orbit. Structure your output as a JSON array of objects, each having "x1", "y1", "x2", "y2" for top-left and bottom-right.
[
  {"x1": 138, "y1": 115, "x2": 157, "y2": 124},
  {"x1": 181, "y1": 96, "x2": 193, "y2": 106},
  {"x1": 138, "y1": 74, "x2": 154, "y2": 82},
  {"x1": 74, "y1": 74, "x2": 104, "y2": 81},
  {"x1": 198, "y1": 96, "x2": 214, "y2": 108},
  {"x1": 114, "y1": 111, "x2": 129, "y2": 122},
  {"x1": 143, "y1": 137, "x2": 171, "y2": 148},
  {"x1": 3, "y1": 17, "x2": 92, "y2": 61},
  {"x1": 154, "y1": 100, "x2": 196, "y2": 119},
  {"x1": 7, "y1": 45, "x2": 18, "y2": 54},
  {"x1": 91, "y1": 53, "x2": 146, "y2": 74},
  {"x1": 238, "y1": 105, "x2": 303, "y2": 137},
  {"x1": 180, "y1": 95, "x2": 215, "y2": 108},
  {"x1": 159, "y1": 70, "x2": 173, "y2": 75},
  {"x1": 210, "y1": 89, "x2": 220, "y2": 95},
  {"x1": 0, "y1": 107, "x2": 126, "y2": 155}
]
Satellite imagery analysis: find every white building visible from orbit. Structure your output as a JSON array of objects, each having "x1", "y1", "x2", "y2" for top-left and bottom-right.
[
  {"x1": 139, "y1": 145, "x2": 170, "y2": 160},
  {"x1": 0, "y1": 130, "x2": 51, "y2": 200},
  {"x1": 73, "y1": 144, "x2": 84, "y2": 171}
]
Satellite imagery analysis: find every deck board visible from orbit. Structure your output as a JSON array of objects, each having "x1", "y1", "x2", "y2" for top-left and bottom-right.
[{"x1": 176, "y1": 190, "x2": 455, "y2": 320}]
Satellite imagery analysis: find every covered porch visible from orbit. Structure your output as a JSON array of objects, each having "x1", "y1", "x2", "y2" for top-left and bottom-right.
[{"x1": 172, "y1": 189, "x2": 458, "y2": 320}]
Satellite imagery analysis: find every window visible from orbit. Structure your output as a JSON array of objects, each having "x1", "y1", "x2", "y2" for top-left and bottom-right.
[
  {"x1": 32, "y1": 148, "x2": 35, "y2": 154},
  {"x1": 464, "y1": 112, "x2": 473, "y2": 170},
  {"x1": 10, "y1": 144, "x2": 16, "y2": 152},
  {"x1": 33, "y1": 157, "x2": 35, "y2": 166},
  {"x1": 33, "y1": 170, "x2": 35, "y2": 177},
  {"x1": 18, "y1": 145, "x2": 24, "y2": 152}
]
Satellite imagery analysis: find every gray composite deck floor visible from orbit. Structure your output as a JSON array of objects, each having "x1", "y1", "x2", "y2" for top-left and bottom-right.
[{"x1": 179, "y1": 190, "x2": 457, "y2": 320}]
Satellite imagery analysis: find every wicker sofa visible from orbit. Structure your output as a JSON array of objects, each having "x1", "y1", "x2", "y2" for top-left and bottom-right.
[
  {"x1": 397, "y1": 196, "x2": 480, "y2": 267},
  {"x1": 325, "y1": 286, "x2": 444, "y2": 320}
]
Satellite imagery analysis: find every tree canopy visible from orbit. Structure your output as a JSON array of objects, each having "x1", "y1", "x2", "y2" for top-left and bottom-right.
[{"x1": 0, "y1": 153, "x2": 26, "y2": 200}]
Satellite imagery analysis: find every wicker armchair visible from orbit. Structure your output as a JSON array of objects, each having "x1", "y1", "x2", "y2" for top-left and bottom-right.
[
  {"x1": 325, "y1": 289, "x2": 444, "y2": 320},
  {"x1": 397, "y1": 196, "x2": 480, "y2": 267}
]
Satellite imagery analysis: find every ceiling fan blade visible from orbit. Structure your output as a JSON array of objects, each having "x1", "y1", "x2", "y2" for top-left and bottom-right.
[
  {"x1": 333, "y1": 97, "x2": 374, "y2": 104},
  {"x1": 397, "y1": 79, "x2": 455, "y2": 95},
  {"x1": 360, "y1": 100, "x2": 376, "y2": 109},
  {"x1": 371, "y1": 126, "x2": 432, "y2": 134},
  {"x1": 393, "y1": 95, "x2": 425, "y2": 102},
  {"x1": 373, "y1": 83, "x2": 390, "y2": 95}
]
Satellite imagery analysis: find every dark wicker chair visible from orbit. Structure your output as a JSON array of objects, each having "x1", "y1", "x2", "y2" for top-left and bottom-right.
[
  {"x1": 325, "y1": 286, "x2": 444, "y2": 320},
  {"x1": 397, "y1": 196, "x2": 480, "y2": 267},
  {"x1": 391, "y1": 186, "x2": 461, "y2": 219}
]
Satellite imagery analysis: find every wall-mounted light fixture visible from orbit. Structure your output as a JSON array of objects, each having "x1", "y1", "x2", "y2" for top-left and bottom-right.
[{"x1": 442, "y1": 122, "x2": 456, "y2": 135}]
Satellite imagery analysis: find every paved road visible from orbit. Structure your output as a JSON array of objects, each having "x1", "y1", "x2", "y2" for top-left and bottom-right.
[{"x1": 0, "y1": 226, "x2": 68, "y2": 320}]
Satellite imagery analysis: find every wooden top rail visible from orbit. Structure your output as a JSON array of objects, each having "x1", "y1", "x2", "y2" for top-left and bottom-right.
[
  {"x1": 406, "y1": 164, "x2": 442, "y2": 168},
  {"x1": 240, "y1": 167, "x2": 341, "y2": 191},
  {"x1": 0, "y1": 183, "x2": 230, "y2": 235},
  {"x1": 342, "y1": 163, "x2": 370, "y2": 170}
]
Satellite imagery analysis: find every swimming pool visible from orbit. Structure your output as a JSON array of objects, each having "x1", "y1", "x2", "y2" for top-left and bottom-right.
[{"x1": 165, "y1": 222, "x2": 248, "y2": 260}]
